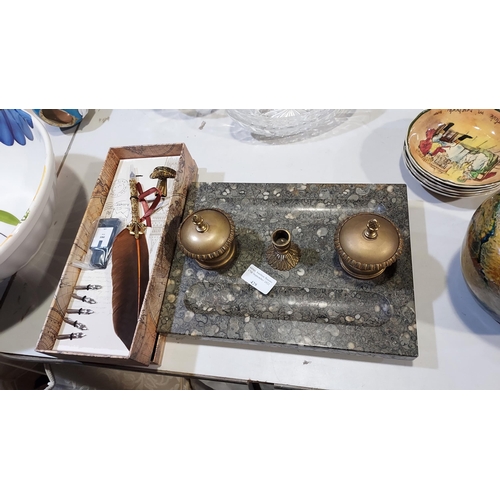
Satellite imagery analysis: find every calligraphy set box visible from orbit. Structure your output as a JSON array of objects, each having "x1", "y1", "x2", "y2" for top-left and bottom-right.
[{"x1": 35, "y1": 144, "x2": 198, "y2": 366}]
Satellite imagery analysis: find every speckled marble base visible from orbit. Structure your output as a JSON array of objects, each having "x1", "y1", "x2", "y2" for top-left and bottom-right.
[{"x1": 158, "y1": 183, "x2": 418, "y2": 359}]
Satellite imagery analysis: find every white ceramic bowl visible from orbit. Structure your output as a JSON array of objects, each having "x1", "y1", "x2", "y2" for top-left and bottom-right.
[{"x1": 0, "y1": 110, "x2": 56, "y2": 281}]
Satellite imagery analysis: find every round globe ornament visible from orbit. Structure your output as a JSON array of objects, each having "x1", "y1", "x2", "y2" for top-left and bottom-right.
[{"x1": 461, "y1": 192, "x2": 500, "y2": 323}]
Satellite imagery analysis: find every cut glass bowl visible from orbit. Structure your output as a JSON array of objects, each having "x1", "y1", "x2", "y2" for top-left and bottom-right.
[{"x1": 226, "y1": 109, "x2": 349, "y2": 138}]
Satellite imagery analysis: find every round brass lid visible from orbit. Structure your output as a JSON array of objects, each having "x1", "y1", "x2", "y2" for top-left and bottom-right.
[
  {"x1": 334, "y1": 212, "x2": 403, "y2": 279},
  {"x1": 177, "y1": 208, "x2": 236, "y2": 262}
]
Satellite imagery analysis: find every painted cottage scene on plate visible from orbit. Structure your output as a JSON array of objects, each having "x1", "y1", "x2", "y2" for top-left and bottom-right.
[{"x1": 408, "y1": 109, "x2": 500, "y2": 186}]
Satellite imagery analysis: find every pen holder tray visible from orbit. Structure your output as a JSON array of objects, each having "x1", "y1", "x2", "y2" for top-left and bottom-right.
[{"x1": 158, "y1": 182, "x2": 418, "y2": 360}]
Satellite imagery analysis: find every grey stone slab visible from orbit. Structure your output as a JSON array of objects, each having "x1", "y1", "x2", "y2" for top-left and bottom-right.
[{"x1": 158, "y1": 183, "x2": 418, "y2": 359}]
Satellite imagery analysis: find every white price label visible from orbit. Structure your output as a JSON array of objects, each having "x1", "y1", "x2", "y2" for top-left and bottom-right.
[
  {"x1": 90, "y1": 227, "x2": 114, "y2": 249},
  {"x1": 241, "y1": 265, "x2": 277, "y2": 295}
]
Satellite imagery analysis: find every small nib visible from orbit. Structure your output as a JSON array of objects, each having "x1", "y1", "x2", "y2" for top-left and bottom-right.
[
  {"x1": 72, "y1": 293, "x2": 97, "y2": 304},
  {"x1": 63, "y1": 318, "x2": 88, "y2": 330},
  {"x1": 74, "y1": 284, "x2": 102, "y2": 291},
  {"x1": 67, "y1": 308, "x2": 94, "y2": 315},
  {"x1": 57, "y1": 332, "x2": 87, "y2": 340}
]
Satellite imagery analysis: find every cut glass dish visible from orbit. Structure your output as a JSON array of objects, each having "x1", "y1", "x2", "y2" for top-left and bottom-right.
[{"x1": 226, "y1": 109, "x2": 350, "y2": 138}]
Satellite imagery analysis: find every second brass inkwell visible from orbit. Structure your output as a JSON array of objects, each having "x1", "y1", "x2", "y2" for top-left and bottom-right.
[{"x1": 334, "y1": 212, "x2": 403, "y2": 279}]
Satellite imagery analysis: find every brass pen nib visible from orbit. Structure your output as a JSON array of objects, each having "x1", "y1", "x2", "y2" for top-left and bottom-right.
[
  {"x1": 72, "y1": 293, "x2": 96, "y2": 304},
  {"x1": 67, "y1": 308, "x2": 94, "y2": 315},
  {"x1": 63, "y1": 318, "x2": 88, "y2": 330},
  {"x1": 74, "y1": 284, "x2": 102, "y2": 290},
  {"x1": 57, "y1": 332, "x2": 87, "y2": 340}
]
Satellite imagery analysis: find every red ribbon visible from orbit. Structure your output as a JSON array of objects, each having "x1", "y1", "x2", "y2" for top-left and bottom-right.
[{"x1": 136, "y1": 183, "x2": 161, "y2": 227}]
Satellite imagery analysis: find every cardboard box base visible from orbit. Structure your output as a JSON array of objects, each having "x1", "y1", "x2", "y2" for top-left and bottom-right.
[{"x1": 36, "y1": 144, "x2": 197, "y2": 366}]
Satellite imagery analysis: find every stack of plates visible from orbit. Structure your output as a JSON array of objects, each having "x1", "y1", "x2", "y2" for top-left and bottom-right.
[{"x1": 403, "y1": 109, "x2": 500, "y2": 197}]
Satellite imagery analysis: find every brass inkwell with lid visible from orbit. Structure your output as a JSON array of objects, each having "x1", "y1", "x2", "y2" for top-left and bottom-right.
[
  {"x1": 334, "y1": 212, "x2": 403, "y2": 279},
  {"x1": 177, "y1": 208, "x2": 237, "y2": 270}
]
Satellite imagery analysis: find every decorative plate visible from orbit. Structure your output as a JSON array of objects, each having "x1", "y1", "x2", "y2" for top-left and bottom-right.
[
  {"x1": 403, "y1": 142, "x2": 500, "y2": 198},
  {"x1": 407, "y1": 109, "x2": 500, "y2": 187}
]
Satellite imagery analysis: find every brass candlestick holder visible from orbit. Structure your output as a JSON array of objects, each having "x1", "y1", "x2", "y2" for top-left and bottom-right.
[{"x1": 266, "y1": 228, "x2": 301, "y2": 271}]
